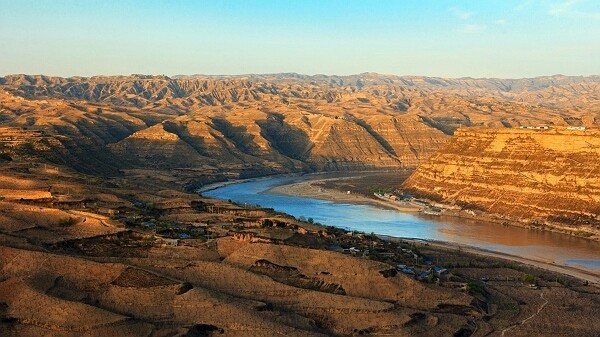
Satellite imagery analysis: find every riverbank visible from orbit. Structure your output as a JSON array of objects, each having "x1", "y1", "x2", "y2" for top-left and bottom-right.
[
  {"x1": 196, "y1": 173, "x2": 301, "y2": 193},
  {"x1": 388, "y1": 237, "x2": 600, "y2": 285},
  {"x1": 267, "y1": 177, "x2": 422, "y2": 213}
]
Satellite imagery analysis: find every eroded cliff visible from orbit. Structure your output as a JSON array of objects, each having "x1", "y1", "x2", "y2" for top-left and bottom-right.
[{"x1": 403, "y1": 128, "x2": 600, "y2": 233}]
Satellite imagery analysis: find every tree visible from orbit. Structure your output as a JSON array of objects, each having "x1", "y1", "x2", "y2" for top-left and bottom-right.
[{"x1": 522, "y1": 273, "x2": 536, "y2": 285}]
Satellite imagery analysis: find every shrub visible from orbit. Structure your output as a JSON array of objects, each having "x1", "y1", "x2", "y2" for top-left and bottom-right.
[
  {"x1": 58, "y1": 216, "x2": 78, "y2": 227},
  {"x1": 522, "y1": 273, "x2": 536, "y2": 284},
  {"x1": 466, "y1": 281, "x2": 485, "y2": 295}
]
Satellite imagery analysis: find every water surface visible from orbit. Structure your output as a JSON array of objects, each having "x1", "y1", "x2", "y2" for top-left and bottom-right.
[{"x1": 203, "y1": 176, "x2": 600, "y2": 272}]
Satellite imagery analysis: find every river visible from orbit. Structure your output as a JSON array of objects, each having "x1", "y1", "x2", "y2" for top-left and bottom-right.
[{"x1": 202, "y1": 176, "x2": 600, "y2": 273}]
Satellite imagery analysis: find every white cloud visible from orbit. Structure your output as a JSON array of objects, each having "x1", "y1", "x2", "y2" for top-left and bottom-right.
[
  {"x1": 450, "y1": 7, "x2": 474, "y2": 20},
  {"x1": 548, "y1": 0, "x2": 600, "y2": 20}
]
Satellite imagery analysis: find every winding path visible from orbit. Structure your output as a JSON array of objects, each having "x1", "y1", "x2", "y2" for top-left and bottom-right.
[{"x1": 500, "y1": 291, "x2": 549, "y2": 337}]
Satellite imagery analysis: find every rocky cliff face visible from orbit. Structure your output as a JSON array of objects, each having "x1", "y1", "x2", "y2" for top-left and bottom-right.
[{"x1": 403, "y1": 128, "x2": 600, "y2": 230}]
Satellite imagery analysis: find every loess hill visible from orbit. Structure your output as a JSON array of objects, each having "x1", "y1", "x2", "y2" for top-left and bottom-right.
[{"x1": 1, "y1": 73, "x2": 599, "y2": 178}]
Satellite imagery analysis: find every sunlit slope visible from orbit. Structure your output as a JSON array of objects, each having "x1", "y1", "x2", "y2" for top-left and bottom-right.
[
  {"x1": 1, "y1": 73, "x2": 598, "y2": 176},
  {"x1": 403, "y1": 128, "x2": 600, "y2": 230}
]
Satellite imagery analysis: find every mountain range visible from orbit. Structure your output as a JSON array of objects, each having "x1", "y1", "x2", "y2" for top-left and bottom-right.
[{"x1": 1, "y1": 73, "x2": 598, "y2": 177}]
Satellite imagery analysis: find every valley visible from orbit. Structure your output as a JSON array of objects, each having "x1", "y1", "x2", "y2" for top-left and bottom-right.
[
  {"x1": 2, "y1": 74, "x2": 598, "y2": 177},
  {"x1": 1, "y1": 160, "x2": 599, "y2": 337},
  {"x1": 1, "y1": 73, "x2": 599, "y2": 336}
]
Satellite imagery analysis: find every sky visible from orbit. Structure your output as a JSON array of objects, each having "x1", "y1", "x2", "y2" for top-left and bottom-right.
[{"x1": 0, "y1": 0, "x2": 599, "y2": 78}]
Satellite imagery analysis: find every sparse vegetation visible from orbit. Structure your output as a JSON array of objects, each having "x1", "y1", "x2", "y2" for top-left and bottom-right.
[
  {"x1": 466, "y1": 281, "x2": 485, "y2": 295},
  {"x1": 57, "y1": 216, "x2": 78, "y2": 227}
]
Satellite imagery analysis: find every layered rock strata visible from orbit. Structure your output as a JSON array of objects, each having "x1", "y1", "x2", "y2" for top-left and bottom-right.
[{"x1": 403, "y1": 128, "x2": 600, "y2": 231}]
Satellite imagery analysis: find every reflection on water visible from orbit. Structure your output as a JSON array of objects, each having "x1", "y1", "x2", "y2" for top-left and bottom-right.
[{"x1": 203, "y1": 176, "x2": 600, "y2": 272}]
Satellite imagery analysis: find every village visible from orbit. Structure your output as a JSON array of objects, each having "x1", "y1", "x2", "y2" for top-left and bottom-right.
[
  {"x1": 1, "y1": 159, "x2": 597, "y2": 336},
  {"x1": 373, "y1": 190, "x2": 459, "y2": 216},
  {"x1": 111, "y1": 192, "x2": 567, "y2": 295},
  {"x1": 518, "y1": 125, "x2": 588, "y2": 131}
]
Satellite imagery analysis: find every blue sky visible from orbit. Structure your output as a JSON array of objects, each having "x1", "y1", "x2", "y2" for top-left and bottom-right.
[{"x1": 0, "y1": 0, "x2": 598, "y2": 78}]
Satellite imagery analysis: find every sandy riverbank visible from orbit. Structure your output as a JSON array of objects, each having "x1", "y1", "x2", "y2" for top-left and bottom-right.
[
  {"x1": 267, "y1": 177, "x2": 422, "y2": 213},
  {"x1": 196, "y1": 173, "x2": 299, "y2": 193}
]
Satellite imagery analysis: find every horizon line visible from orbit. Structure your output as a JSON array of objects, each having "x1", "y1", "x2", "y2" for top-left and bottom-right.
[{"x1": 2, "y1": 72, "x2": 600, "y2": 81}]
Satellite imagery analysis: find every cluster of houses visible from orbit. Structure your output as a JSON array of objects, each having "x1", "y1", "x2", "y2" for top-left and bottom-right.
[
  {"x1": 374, "y1": 192, "x2": 449, "y2": 216},
  {"x1": 116, "y1": 212, "x2": 209, "y2": 243},
  {"x1": 394, "y1": 248, "x2": 449, "y2": 282},
  {"x1": 152, "y1": 223, "x2": 216, "y2": 247},
  {"x1": 374, "y1": 192, "x2": 418, "y2": 203},
  {"x1": 520, "y1": 125, "x2": 589, "y2": 131},
  {"x1": 396, "y1": 263, "x2": 448, "y2": 281},
  {"x1": 331, "y1": 242, "x2": 453, "y2": 283},
  {"x1": 519, "y1": 125, "x2": 552, "y2": 130},
  {"x1": 374, "y1": 192, "x2": 436, "y2": 208},
  {"x1": 156, "y1": 223, "x2": 208, "y2": 239}
]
